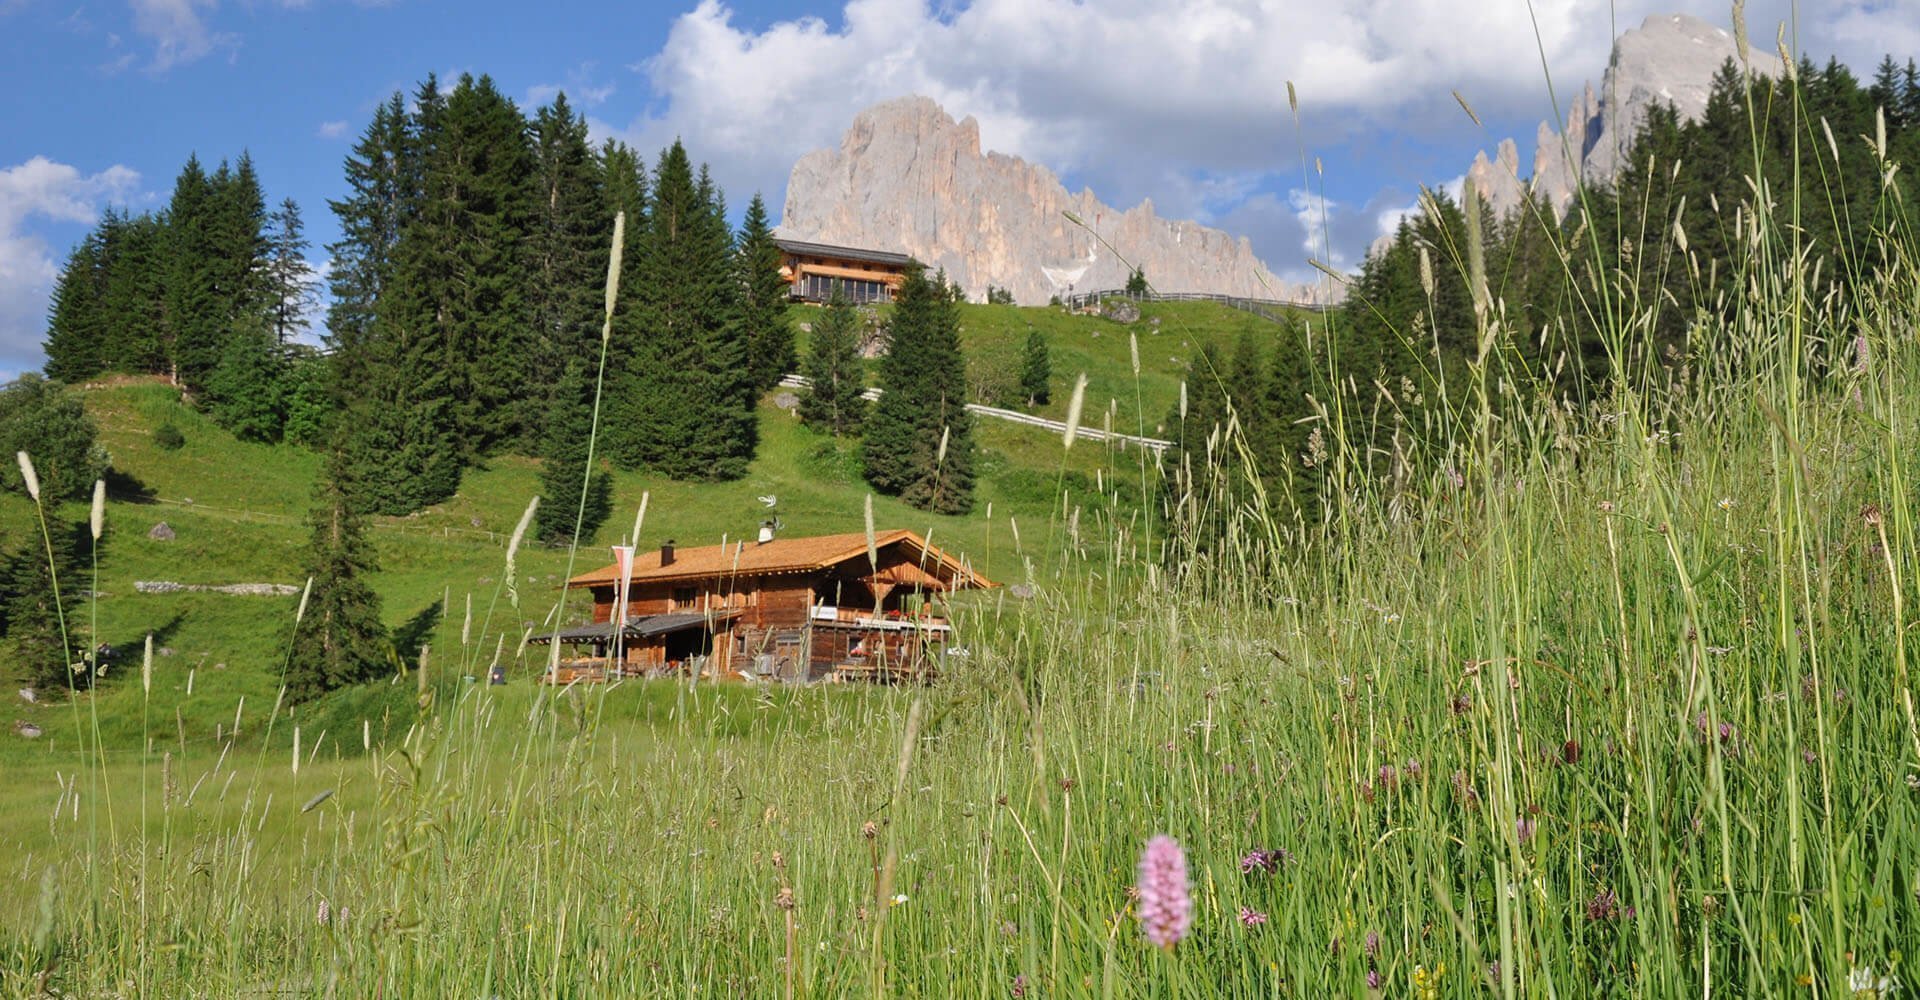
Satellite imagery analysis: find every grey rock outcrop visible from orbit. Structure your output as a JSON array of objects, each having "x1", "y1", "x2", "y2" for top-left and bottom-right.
[
  {"x1": 781, "y1": 96, "x2": 1336, "y2": 306},
  {"x1": 1466, "y1": 13, "x2": 1781, "y2": 219}
]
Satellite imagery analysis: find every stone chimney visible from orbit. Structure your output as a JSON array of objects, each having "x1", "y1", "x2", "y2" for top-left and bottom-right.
[{"x1": 660, "y1": 540, "x2": 676, "y2": 566}]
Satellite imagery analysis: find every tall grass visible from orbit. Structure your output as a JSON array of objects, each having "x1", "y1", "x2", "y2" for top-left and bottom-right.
[{"x1": 5, "y1": 40, "x2": 1920, "y2": 998}]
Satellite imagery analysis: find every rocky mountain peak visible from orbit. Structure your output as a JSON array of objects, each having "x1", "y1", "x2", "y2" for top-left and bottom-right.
[
  {"x1": 1465, "y1": 12, "x2": 1782, "y2": 219},
  {"x1": 780, "y1": 96, "x2": 1336, "y2": 306}
]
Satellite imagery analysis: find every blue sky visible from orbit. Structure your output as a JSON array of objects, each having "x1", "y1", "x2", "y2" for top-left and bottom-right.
[{"x1": 1, "y1": 0, "x2": 1904, "y2": 378}]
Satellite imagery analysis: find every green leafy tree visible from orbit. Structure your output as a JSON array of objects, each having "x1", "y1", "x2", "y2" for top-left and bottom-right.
[
  {"x1": 205, "y1": 318, "x2": 286, "y2": 442},
  {"x1": 534, "y1": 360, "x2": 614, "y2": 545},
  {"x1": 0, "y1": 375, "x2": 107, "y2": 501},
  {"x1": 798, "y1": 286, "x2": 866, "y2": 435},
  {"x1": 862, "y1": 266, "x2": 975, "y2": 513},
  {"x1": 737, "y1": 193, "x2": 796, "y2": 392},
  {"x1": 285, "y1": 453, "x2": 390, "y2": 702},
  {"x1": 1018, "y1": 328, "x2": 1051, "y2": 407}
]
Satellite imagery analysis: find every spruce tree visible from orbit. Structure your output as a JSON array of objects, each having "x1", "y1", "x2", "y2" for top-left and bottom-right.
[
  {"x1": 1018, "y1": 328, "x2": 1051, "y2": 407},
  {"x1": 737, "y1": 192, "x2": 795, "y2": 392},
  {"x1": 208, "y1": 153, "x2": 270, "y2": 324},
  {"x1": 165, "y1": 156, "x2": 223, "y2": 389},
  {"x1": 42, "y1": 225, "x2": 109, "y2": 382},
  {"x1": 100, "y1": 212, "x2": 169, "y2": 374},
  {"x1": 264, "y1": 198, "x2": 318, "y2": 345},
  {"x1": 528, "y1": 94, "x2": 609, "y2": 423},
  {"x1": 798, "y1": 286, "x2": 866, "y2": 435},
  {"x1": 411, "y1": 74, "x2": 538, "y2": 453},
  {"x1": 533, "y1": 360, "x2": 613, "y2": 545},
  {"x1": 281, "y1": 352, "x2": 332, "y2": 449},
  {"x1": 326, "y1": 93, "x2": 412, "y2": 364},
  {"x1": 609, "y1": 141, "x2": 756, "y2": 480},
  {"x1": 861, "y1": 266, "x2": 975, "y2": 513},
  {"x1": 285, "y1": 452, "x2": 389, "y2": 703},
  {"x1": 205, "y1": 318, "x2": 286, "y2": 442},
  {"x1": 0, "y1": 516, "x2": 87, "y2": 692}
]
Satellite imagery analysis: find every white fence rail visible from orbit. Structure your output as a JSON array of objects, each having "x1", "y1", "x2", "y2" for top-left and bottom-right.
[{"x1": 777, "y1": 376, "x2": 1171, "y2": 452}]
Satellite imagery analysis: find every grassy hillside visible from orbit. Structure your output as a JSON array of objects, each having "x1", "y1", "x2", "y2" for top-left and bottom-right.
[{"x1": 3, "y1": 300, "x2": 1274, "y2": 762}]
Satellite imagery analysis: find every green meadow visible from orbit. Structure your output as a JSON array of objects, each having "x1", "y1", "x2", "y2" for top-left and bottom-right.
[{"x1": 3, "y1": 151, "x2": 1919, "y2": 1000}]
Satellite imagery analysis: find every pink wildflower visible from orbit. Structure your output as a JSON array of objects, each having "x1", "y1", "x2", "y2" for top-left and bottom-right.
[
  {"x1": 1135, "y1": 834, "x2": 1193, "y2": 949},
  {"x1": 1238, "y1": 907, "x2": 1268, "y2": 927}
]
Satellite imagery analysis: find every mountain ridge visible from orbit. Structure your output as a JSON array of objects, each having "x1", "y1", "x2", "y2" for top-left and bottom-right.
[{"x1": 779, "y1": 96, "x2": 1335, "y2": 307}]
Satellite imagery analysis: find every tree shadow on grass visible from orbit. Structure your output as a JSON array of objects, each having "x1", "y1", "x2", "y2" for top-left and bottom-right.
[
  {"x1": 390, "y1": 602, "x2": 443, "y2": 667},
  {"x1": 103, "y1": 467, "x2": 157, "y2": 504}
]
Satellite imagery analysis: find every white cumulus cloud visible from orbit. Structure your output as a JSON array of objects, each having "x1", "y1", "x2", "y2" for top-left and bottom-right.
[
  {"x1": 606, "y1": 0, "x2": 1895, "y2": 275},
  {"x1": 128, "y1": 0, "x2": 232, "y2": 71},
  {"x1": 0, "y1": 158, "x2": 141, "y2": 376}
]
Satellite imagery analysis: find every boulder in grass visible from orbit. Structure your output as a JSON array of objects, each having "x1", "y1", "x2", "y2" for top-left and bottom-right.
[
  {"x1": 148, "y1": 521, "x2": 176, "y2": 541},
  {"x1": 1100, "y1": 298, "x2": 1140, "y2": 324},
  {"x1": 14, "y1": 721, "x2": 42, "y2": 740}
]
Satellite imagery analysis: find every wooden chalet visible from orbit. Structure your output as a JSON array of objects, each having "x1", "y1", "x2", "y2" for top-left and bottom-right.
[
  {"x1": 775, "y1": 238, "x2": 913, "y2": 304},
  {"x1": 539, "y1": 529, "x2": 992, "y2": 684}
]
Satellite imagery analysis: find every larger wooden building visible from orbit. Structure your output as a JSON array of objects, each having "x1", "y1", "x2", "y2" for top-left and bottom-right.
[
  {"x1": 775, "y1": 238, "x2": 914, "y2": 304},
  {"x1": 539, "y1": 529, "x2": 992, "y2": 684}
]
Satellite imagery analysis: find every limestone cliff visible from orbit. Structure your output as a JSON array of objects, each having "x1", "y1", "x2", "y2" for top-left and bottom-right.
[
  {"x1": 780, "y1": 96, "x2": 1335, "y2": 306},
  {"x1": 1466, "y1": 13, "x2": 1782, "y2": 218}
]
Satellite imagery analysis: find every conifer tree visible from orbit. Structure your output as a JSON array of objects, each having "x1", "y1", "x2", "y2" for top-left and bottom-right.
[
  {"x1": 264, "y1": 198, "x2": 318, "y2": 345},
  {"x1": 609, "y1": 141, "x2": 756, "y2": 480},
  {"x1": 208, "y1": 153, "x2": 269, "y2": 322},
  {"x1": 165, "y1": 156, "x2": 224, "y2": 389},
  {"x1": 326, "y1": 93, "x2": 412, "y2": 364},
  {"x1": 533, "y1": 360, "x2": 613, "y2": 545},
  {"x1": 861, "y1": 266, "x2": 975, "y2": 513},
  {"x1": 528, "y1": 94, "x2": 609, "y2": 419},
  {"x1": 281, "y1": 353, "x2": 332, "y2": 449},
  {"x1": 798, "y1": 286, "x2": 866, "y2": 435},
  {"x1": 100, "y1": 212, "x2": 169, "y2": 374},
  {"x1": 0, "y1": 516, "x2": 86, "y2": 691},
  {"x1": 1018, "y1": 328, "x2": 1051, "y2": 407},
  {"x1": 406, "y1": 74, "x2": 537, "y2": 452},
  {"x1": 326, "y1": 80, "x2": 464, "y2": 513},
  {"x1": 42, "y1": 226, "x2": 109, "y2": 382},
  {"x1": 737, "y1": 192, "x2": 795, "y2": 392},
  {"x1": 205, "y1": 318, "x2": 286, "y2": 442},
  {"x1": 285, "y1": 452, "x2": 389, "y2": 702}
]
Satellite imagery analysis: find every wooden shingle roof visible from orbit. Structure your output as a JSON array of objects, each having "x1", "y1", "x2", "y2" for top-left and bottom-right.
[{"x1": 565, "y1": 529, "x2": 992, "y2": 591}]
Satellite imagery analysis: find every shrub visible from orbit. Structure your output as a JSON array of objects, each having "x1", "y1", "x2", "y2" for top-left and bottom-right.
[
  {"x1": 0, "y1": 373, "x2": 108, "y2": 501},
  {"x1": 154, "y1": 423, "x2": 186, "y2": 451}
]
